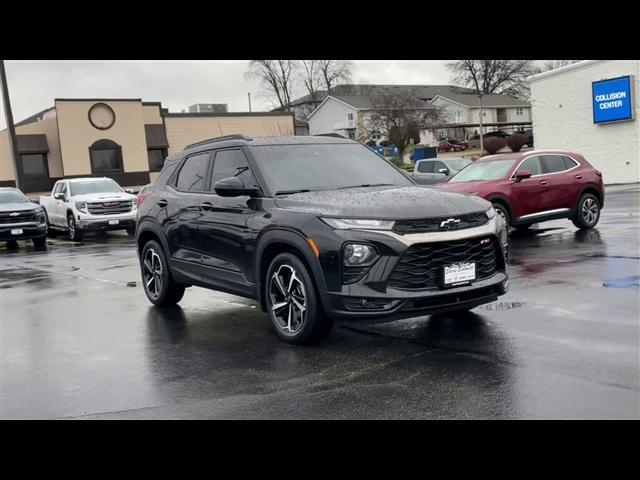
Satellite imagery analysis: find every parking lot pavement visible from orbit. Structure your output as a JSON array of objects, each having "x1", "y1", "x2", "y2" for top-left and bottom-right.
[{"x1": 1, "y1": 185, "x2": 638, "y2": 419}]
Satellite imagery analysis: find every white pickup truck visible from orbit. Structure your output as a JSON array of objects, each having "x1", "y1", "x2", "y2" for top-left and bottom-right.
[{"x1": 40, "y1": 177, "x2": 138, "y2": 240}]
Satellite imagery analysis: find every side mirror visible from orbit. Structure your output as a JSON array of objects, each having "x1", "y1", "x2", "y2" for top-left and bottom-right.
[
  {"x1": 515, "y1": 169, "x2": 532, "y2": 181},
  {"x1": 125, "y1": 188, "x2": 134, "y2": 194},
  {"x1": 438, "y1": 168, "x2": 450, "y2": 175},
  {"x1": 214, "y1": 176, "x2": 259, "y2": 197},
  {"x1": 54, "y1": 192, "x2": 65, "y2": 200}
]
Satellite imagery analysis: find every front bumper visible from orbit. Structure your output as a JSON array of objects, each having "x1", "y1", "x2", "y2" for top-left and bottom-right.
[
  {"x1": 76, "y1": 211, "x2": 137, "y2": 231},
  {"x1": 314, "y1": 214, "x2": 509, "y2": 320},
  {"x1": 0, "y1": 222, "x2": 47, "y2": 241}
]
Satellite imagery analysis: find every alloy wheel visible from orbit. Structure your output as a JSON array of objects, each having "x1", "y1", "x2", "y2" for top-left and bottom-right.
[
  {"x1": 582, "y1": 198, "x2": 598, "y2": 224},
  {"x1": 269, "y1": 264, "x2": 307, "y2": 334},
  {"x1": 143, "y1": 248, "x2": 163, "y2": 298}
]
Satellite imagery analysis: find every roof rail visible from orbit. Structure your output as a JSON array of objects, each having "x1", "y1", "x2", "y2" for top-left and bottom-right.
[{"x1": 185, "y1": 134, "x2": 252, "y2": 150}]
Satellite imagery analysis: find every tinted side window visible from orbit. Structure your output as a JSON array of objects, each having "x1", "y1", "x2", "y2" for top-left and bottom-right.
[
  {"x1": 210, "y1": 149, "x2": 257, "y2": 189},
  {"x1": 433, "y1": 161, "x2": 447, "y2": 173},
  {"x1": 541, "y1": 155, "x2": 568, "y2": 174},
  {"x1": 518, "y1": 156, "x2": 543, "y2": 176},
  {"x1": 563, "y1": 155, "x2": 578, "y2": 170},
  {"x1": 417, "y1": 161, "x2": 434, "y2": 173},
  {"x1": 176, "y1": 153, "x2": 210, "y2": 191}
]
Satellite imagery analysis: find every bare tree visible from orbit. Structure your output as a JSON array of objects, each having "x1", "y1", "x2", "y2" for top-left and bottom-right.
[
  {"x1": 363, "y1": 87, "x2": 447, "y2": 155},
  {"x1": 300, "y1": 60, "x2": 322, "y2": 102},
  {"x1": 246, "y1": 60, "x2": 298, "y2": 110},
  {"x1": 446, "y1": 60, "x2": 537, "y2": 98},
  {"x1": 317, "y1": 60, "x2": 353, "y2": 95}
]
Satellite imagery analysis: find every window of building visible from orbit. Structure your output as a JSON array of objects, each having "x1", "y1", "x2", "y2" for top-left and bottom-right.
[
  {"x1": 89, "y1": 139, "x2": 123, "y2": 174},
  {"x1": 516, "y1": 107, "x2": 524, "y2": 115},
  {"x1": 347, "y1": 113, "x2": 354, "y2": 120},
  {"x1": 209, "y1": 149, "x2": 257, "y2": 189},
  {"x1": 482, "y1": 111, "x2": 487, "y2": 117},
  {"x1": 148, "y1": 148, "x2": 167, "y2": 172},
  {"x1": 20, "y1": 153, "x2": 48, "y2": 177},
  {"x1": 175, "y1": 152, "x2": 209, "y2": 191},
  {"x1": 348, "y1": 131, "x2": 355, "y2": 139}
]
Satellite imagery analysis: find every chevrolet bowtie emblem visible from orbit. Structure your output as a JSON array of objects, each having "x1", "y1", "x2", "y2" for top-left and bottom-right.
[
  {"x1": 9, "y1": 212, "x2": 20, "y2": 217},
  {"x1": 440, "y1": 218, "x2": 461, "y2": 229}
]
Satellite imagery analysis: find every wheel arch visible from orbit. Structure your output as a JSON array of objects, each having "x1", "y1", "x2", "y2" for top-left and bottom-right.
[
  {"x1": 136, "y1": 220, "x2": 170, "y2": 258},
  {"x1": 577, "y1": 184, "x2": 604, "y2": 210},
  {"x1": 489, "y1": 195, "x2": 513, "y2": 222}
]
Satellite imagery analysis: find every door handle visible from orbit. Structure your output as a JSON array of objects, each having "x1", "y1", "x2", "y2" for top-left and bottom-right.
[
  {"x1": 539, "y1": 180, "x2": 548, "y2": 186},
  {"x1": 199, "y1": 202, "x2": 213, "y2": 211},
  {"x1": 575, "y1": 175, "x2": 583, "y2": 179},
  {"x1": 157, "y1": 199, "x2": 168, "y2": 208}
]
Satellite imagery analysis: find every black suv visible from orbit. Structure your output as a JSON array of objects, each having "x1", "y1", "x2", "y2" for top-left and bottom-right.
[{"x1": 136, "y1": 135, "x2": 509, "y2": 344}]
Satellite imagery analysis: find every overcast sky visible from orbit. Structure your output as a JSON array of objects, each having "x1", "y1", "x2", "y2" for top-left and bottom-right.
[{"x1": 0, "y1": 60, "x2": 452, "y2": 129}]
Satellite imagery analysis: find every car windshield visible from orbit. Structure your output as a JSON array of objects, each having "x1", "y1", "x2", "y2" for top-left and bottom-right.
[
  {"x1": 446, "y1": 158, "x2": 472, "y2": 171},
  {"x1": 0, "y1": 190, "x2": 29, "y2": 204},
  {"x1": 250, "y1": 143, "x2": 412, "y2": 193},
  {"x1": 449, "y1": 159, "x2": 516, "y2": 182},
  {"x1": 70, "y1": 180, "x2": 122, "y2": 196}
]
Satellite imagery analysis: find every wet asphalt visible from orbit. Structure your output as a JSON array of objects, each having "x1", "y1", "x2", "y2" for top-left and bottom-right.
[{"x1": 1, "y1": 185, "x2": 638, "y2": 419}]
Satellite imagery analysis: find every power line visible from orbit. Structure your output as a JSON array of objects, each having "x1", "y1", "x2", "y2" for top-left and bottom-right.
[{"x1": 53, "y1": 61, "x2": 121, "y2": 97}]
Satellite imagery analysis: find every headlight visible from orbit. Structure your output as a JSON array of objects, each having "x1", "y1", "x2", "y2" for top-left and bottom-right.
[
  {"x1": 76, "y1": 201, "x2": 87, "y2": 213},
  {"x1": 485, "y1": 206, "x2": 496, "y2": 219},
  {"x1": 343, "y1": 243, "x2": 378, "y2": 266},
  {"x1": 321, "y1": 218, "x2": 395, "y2": 230}
]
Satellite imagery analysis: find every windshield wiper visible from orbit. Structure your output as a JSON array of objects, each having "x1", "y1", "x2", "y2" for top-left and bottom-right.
[
  {"x1": 275, "y1": 189, "x2": 312, "y2": 196},
  {"x1": 337, "y1": 183, "x2": 394, "y2": 190}
]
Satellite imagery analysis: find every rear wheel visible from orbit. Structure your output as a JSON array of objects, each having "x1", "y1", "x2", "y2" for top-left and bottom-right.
[
  {"x1": 67, "y1": 213, "x2": 82, "y2": 241},
  {"x1": 572, "y1": 193, "x2": 600, "y2": 229},
  {"x1": 141, "y1": 240, "x2": 185, "y2": 306},
  {"x1": 265, "y1": 253, "x2": 333, "y2": 345}
]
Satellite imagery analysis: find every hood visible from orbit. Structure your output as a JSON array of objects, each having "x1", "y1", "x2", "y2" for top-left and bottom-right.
[
  {"x1": 274, "y1": 185, "x2": 490, "y2": 219},
  {"x1": 0, "y1": 202, "x2": 39, "y2": 213},
  {"x1": 434, "y1": 180, "x2": 495, "y2": 193},
  {"x1": 70, "y1": 192, "x2": 136, "y2": 202}
]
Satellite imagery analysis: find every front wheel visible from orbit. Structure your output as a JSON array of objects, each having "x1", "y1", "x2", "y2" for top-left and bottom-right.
[
  {"x1": 265, "y1": 253, "x2": 333, "y2": 345},
  {"x1": 492, "y1": 203, "x2": 510, "y2": 227},
  {"x1": 33, "y1": 236, "x2": 47, "y2": 249},
  {"x1": 572, "y1": 193, "x2": 600, "y2": 229},
  {"x1": 141, "y1": 240, "x2": 185, "y2": 306},
  {"x1": 67, "y1": 214, "x2": 83, "y2": 241}
]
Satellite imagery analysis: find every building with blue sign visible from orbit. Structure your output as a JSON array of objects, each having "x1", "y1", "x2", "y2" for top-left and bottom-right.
[{"x1": 529, "y1": 60, "x2": 639, "y2": 185}]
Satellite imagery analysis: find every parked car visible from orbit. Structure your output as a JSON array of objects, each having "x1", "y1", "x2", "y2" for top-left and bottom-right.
[
  {"x1": 0, "y1": 187, "x2": 47, "y2": 248},
  {"x1": 435, "y1": 150, "x2": 604, "y2": 230},
  {"x1": 438, "y1": 140, "x2": 466, "y2": 152},
  {"x1": 40, "y1": 177, "x2": 138, "y2": 241},
  {"x1": 467, "y1": 131, "x2": 511, "y2": 149},
  {"x1": 448, "y1": 139, "x2": 469, "y2": 150},
  {"x1": 413, "y1": 157, "x2": 472, "y2": 185},
  {"x1": 136, "y1": 135, "x2": 509, "y2": 345}
]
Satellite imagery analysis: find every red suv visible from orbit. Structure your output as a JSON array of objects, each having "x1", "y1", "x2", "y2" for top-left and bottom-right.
[{"x1": 435, "y1": 150, "x2": 604, "y2": 230}]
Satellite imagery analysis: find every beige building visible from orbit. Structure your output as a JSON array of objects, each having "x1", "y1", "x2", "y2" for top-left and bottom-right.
[{"x1": 0, "y1": 99, "x2": 295, "y2": 192}]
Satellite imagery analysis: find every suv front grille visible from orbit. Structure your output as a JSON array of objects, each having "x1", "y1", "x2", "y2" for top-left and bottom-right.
[
  {"x1": 0, "y1": 211, "x2": 37, "y2": 224},
  {"x1": 393, "y1": 212, "x2": 488, "y2": 235},
  {"x1": 87, "y1": 200, "x2": 133, "y2": 215},
  {"x1": 387, "y1": 237, "x2": 499, "y2": 290}
]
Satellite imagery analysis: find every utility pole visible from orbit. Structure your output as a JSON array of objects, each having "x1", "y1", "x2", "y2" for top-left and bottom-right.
[
  {"x1": 478, "y1": 93, "x2": 484, "y2": 155},
  {"x1": 248, "y1": 92, "x2": 252, "y2": 112},
  {"x1": 0, "y1": 60, "x2": 22, "y2": 190}
]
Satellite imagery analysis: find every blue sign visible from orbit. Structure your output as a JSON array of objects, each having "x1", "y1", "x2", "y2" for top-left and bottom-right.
[{"x1": 592, "y1": 76, "x2": 634, "y2": 124}]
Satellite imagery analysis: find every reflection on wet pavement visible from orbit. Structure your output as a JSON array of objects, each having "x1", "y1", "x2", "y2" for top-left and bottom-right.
[{"x1": 1, "y1": 188, "x2": 638, "y2": 419}]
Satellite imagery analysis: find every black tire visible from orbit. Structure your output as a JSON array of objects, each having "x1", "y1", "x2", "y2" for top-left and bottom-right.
[
  {"x1": 44, "y1": 210, "x2": 57, "y2": 237},
  {"x1": 492, "y1": 203, "x2": 511, "y2": 227},
  {"x1": 141, "y1": 239, "x2": 185, "y2": 306},
  {"x1": 265, "y1": 252, "x2": 333, "y2": 345},
  {"x1": 6, "y1": 240, "x2": 18, "y2": 250},
  {"x1": 67, "y1": 213, "x2": 83, "y2": 241},
  {"x1": 126, "y1": 227, "x2": 136, "y2": 236},
  {"x1": 515, "y1": 223, "x2": 532, "y2": 231},
  {"x1": 572, "y1": 193, "x2": 600, "y2": 229},
  {"x1": 32, "y1": 236, "x2": 47, "y2": 249}
]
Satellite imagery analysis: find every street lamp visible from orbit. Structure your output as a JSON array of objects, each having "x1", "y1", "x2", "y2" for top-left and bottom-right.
[{"x1": 478, "y1": 93, "x2": 484, "y2": 155}]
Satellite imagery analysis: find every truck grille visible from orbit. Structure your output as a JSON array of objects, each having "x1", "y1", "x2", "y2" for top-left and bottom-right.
[
  {"x1": 87, "y1": 200, "x2": 133, "y2": 215},
  {"x1": 0, "y1": 211, "x2": 37, "y2": 224},
  {"x1": 393, "y1": 212, "x2": 488, "y2": 234},
  {"x1": 387, "y1": 237, "x2": 499, "y2": 290}
]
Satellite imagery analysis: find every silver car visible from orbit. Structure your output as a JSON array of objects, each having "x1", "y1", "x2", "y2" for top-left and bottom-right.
[{"x1": 412, "y1": 157, "x2": 472, "y2": 184}]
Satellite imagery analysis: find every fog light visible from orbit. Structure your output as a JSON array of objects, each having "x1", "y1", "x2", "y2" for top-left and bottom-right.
[{"x1": 343, "y1": 243, "x2": 377, "y2": 266}]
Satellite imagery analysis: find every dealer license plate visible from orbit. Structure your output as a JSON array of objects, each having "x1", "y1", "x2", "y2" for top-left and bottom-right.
[
  {"x1": 11, "y1": 229, "x2": 23, "y2": 235},
  {"x1": 444, "y1": 262, "x2": 476, "y2": 285},
  {"x1": 108, "y1": 220, "x2": 119, "y2": 225}
]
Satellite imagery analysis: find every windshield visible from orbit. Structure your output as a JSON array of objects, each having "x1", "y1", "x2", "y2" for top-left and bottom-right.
[
  {"x1": 446, "y1": 158, "x2": 472, "y2": 171},
  {"x1": 70, "y1": 180, "x2": 122, "y2": 196},
  {"x1": 0, "y1": 190, "x2": 29, "y2": 204},
  {"x1": 250, "y1": 144, "x2": 412, "y2": 193},
  {"x1": 449, "y1": 159, "x2": 516, "y2": 182}
]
